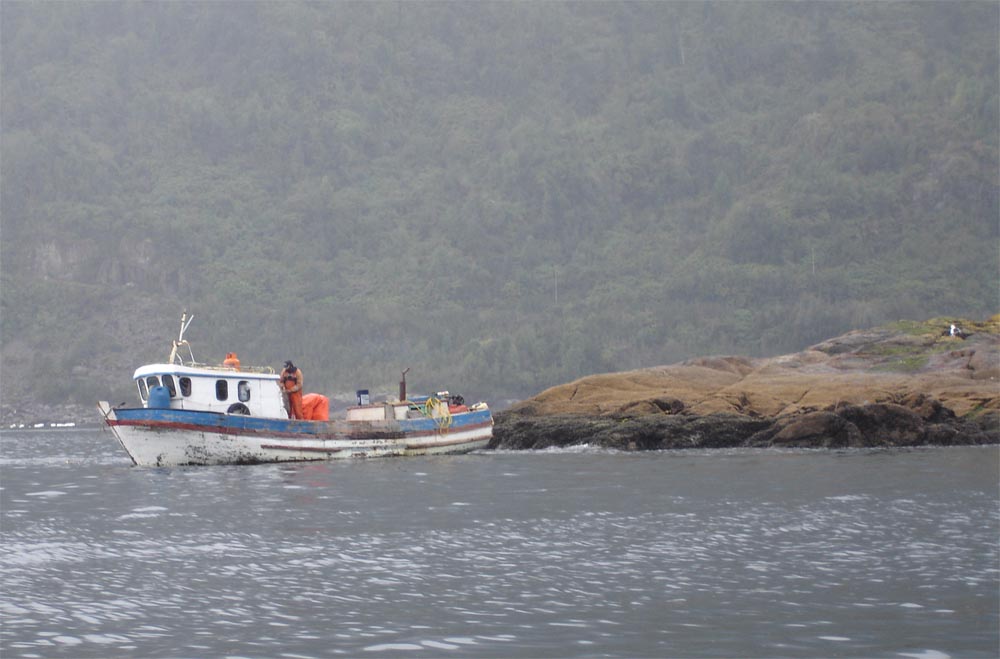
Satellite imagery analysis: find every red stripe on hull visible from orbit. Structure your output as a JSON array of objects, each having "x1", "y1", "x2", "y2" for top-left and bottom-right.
[
  {"x1": 259, "y1": 444, "x2": 346, "y2": 453},
  {"x1": 399, "y1": 420, "x2": 494, "y2": 440},
  {"x1": 405, "y1": 433, "x2": 492, "y2": 450}
]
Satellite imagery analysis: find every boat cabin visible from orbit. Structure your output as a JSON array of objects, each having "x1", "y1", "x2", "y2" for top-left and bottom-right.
[{"x1": 134, "y1": 363, "x2": 287, "y2": 418}]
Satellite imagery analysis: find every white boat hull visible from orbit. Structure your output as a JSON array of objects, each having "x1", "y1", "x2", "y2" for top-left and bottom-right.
[{"x1": 98, "y1": 401, "x2": 493, "y2": 467}]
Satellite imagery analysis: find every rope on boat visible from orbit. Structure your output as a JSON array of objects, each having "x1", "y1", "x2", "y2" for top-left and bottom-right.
[{"x1": 422, "y1": 397, "x2": 452, "y2": 431}]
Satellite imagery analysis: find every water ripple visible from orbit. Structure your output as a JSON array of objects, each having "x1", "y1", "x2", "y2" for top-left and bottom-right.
[{"x1": 1, "y1": 432, "x2": 997, "y2": 658}]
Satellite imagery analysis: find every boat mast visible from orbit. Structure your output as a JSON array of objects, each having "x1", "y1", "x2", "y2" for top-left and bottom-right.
[{"x1": 169, "y1": 311, "x2": 196, "y2": 364}]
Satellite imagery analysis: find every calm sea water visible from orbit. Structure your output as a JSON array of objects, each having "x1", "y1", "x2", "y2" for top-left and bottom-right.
[{"x1": 1, "y1": 429, "x2": 997, "y2": 658}]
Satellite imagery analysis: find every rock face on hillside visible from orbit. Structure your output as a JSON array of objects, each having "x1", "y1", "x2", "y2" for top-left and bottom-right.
[{"x1": 491, "y1": 317, "x2": 1000, "y2": 450}]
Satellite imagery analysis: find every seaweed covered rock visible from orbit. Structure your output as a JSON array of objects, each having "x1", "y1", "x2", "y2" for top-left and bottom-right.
[{"x1": 493, "y1": 317, "x2": 999, "y2": 451}]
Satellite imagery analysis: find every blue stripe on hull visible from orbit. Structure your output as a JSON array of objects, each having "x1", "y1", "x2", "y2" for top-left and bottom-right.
[{"x1": 110, "y1": 406, "x2": 493, "y2": 440}]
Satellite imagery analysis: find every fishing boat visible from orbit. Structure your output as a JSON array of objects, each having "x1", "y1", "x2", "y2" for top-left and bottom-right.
[{"x1": 97, "y1": 313, "x2": 493, "y2": 466}]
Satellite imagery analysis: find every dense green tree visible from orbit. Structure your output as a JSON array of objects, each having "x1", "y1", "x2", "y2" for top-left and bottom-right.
[{"x1": 1, "y1": 1, "x2": 996, "y2": 413}]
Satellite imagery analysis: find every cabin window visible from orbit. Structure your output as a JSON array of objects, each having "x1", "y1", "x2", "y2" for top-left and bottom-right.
[
  {"x1": 137, "y1": 379, "x2": 149, "y2": 401},
  {"x1": 238, "y1": 380, "x2": 251, "y2": 402},
  {"x1": 146, "y1": 375, "x2": 160, "y2": 390},
  {"x1": 179, "y1": 377, "x2": 192, "y2": 397},
  {"x1": 162, "y1": 374, "x2": 177, "y2": 398},
  {"x1": 216, "y1": 380, "x2": 229, "y2": 401}
]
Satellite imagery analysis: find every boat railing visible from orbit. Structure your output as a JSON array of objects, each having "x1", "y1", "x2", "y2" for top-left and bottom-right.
[
  {"x1": 165, "y1": 313, "x2": 275, "y2": 375},
  {"x1": 177, "y1": 361, "x2": 276, "y2": 375}
]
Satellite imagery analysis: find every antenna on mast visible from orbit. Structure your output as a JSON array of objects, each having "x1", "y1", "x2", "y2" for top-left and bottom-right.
[{"x1": 179, "y1": 311, "x2": 194, "y2": 343}]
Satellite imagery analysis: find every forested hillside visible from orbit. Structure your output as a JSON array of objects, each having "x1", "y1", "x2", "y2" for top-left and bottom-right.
[{"x1": 1, "y1": 1, "x2": 997, "y2": 415}]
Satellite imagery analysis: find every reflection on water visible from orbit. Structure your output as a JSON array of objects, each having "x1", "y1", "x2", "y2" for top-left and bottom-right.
[{"x1": 2, "y1": 430, "x2": 998, "y2": 658}]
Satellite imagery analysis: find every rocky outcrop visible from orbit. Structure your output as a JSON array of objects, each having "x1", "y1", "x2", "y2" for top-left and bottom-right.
[
  {"x1": 491, "y1": 404, "x2": 998, "y2": 451},
  {"x1": 491, "y1": 317, "x2": 1000, "y2": 451},
  {"x1": 493, "y1": 413, "x2": 772, "y2": 451}
]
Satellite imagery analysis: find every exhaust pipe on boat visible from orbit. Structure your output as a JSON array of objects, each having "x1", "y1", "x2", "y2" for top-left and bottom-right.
[{"x1": 400, "y1": 368, "x2": 410, "y2": 402}]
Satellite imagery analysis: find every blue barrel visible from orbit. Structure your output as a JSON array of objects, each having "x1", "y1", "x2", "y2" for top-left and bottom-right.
[{"x1": 148, "y1": 385, "x2": 171, "y2": 409}]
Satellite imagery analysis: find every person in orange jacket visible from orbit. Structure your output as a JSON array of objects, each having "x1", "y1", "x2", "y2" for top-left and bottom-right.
[{"x1": 281, "y1": 360, "x2": 304, "y2": 419}]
